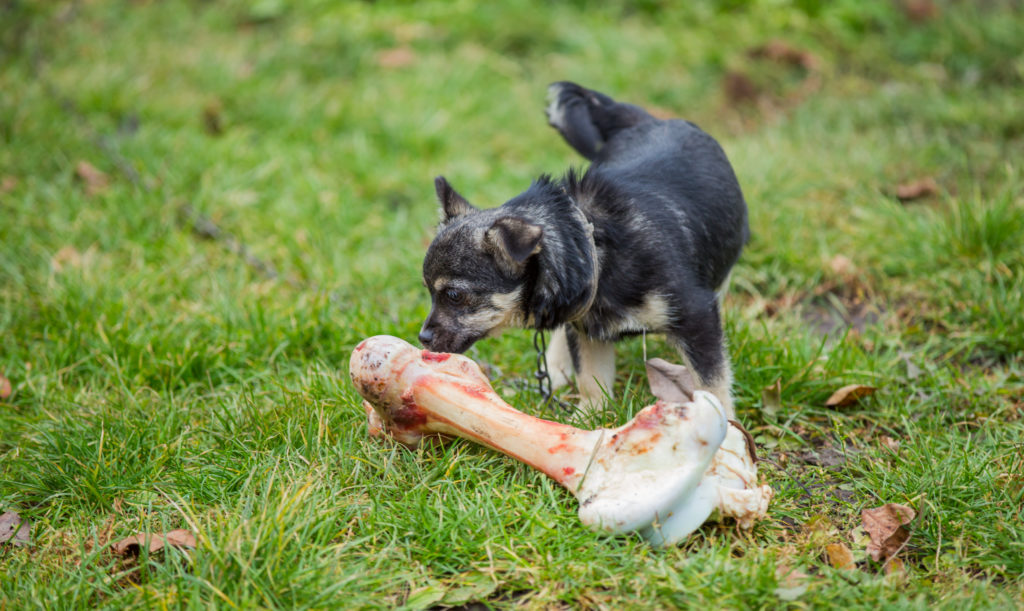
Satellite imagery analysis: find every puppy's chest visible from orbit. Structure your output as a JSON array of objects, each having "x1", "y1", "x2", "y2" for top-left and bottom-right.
[{"x1": 575, "y1": 293, "x2": 673, "y2": 341}]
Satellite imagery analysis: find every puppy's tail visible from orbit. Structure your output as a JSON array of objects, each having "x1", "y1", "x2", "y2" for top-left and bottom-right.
[{"x1": 545, "y1": 81, "x2": 656, "y2": 161}]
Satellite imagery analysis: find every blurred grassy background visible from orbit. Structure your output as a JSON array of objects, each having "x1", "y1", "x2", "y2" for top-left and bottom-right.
[{"x1": 1, "y1": 0, "x2": 1023, "y2": 608}]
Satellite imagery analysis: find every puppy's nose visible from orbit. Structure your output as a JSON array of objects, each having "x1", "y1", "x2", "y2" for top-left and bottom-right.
[{"x1": 418, "y1": 328, "x2": 434, "y2": 347}]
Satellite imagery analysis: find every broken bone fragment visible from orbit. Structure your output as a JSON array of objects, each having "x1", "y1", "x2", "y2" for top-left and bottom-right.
[{"x1": 349, "y1": 335, "x2": 772, "y2": 546}]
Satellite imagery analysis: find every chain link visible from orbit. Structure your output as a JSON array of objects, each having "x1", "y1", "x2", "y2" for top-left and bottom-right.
[{"x1": 533, "y1": 329, "x2": 553, "y2": 403}]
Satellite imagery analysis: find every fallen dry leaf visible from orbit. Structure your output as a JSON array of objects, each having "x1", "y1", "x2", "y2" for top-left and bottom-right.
[
  {"x1": 902, "y1": 0, "x2": 939, "y2": 23},
  {"x1": 761, "y1": 379, "x2": 782, "y2": 417},
  {"x1": 75, "y1": 161, "x2": 109, "y2": 196},
  {"x1": 0, "y1": 176, "x2": 17, "y2": 195},
  {"x1": 748, "y1": 40, "x2": 819, "y2": 71},
  {"x1": 825, "y1": 542, "x2": 856, "y2": 569},
  {"x1": 829, "y1": 254, "x2": 854, "y2": 276},
  {"x1": 50, "y1": 245, "x2": 84, "y2": 273},
  {"x1": 825, "y1": 384, "x2": 876, "y2": 408},
  {"x1": 862, "y1": 503, "x2": 915, "y2": 563},
  {"x1": 895, "y1": 177, "x2": 939, "y2": 202},
  {"x1": 774, "y1": 563, "x2": 810, "y2": 601},
  {"x1": 0, "y1": 511, "x2": 29, "y2": 546},
  {"x1": 376, "y1": 46, "x2": 416, "y2": 69},
  {"x1": 0, "y1": 373, "x2": 11, "y2": 400},
  {"x1": 202, "y1": 100, "x2": 224, "y2": 136},
  {"x1": 885, "y1": 556, "x2": 906, "y2": 576},
  {"x1": 723, "y1": 70, "x2": 760, "y2": 106},
  {"x1": 111, "y1": 529, "x2": 197, "y2": 555},
  {"x1": 880, "y1": 435, "x2": 901, "y2": 453}
]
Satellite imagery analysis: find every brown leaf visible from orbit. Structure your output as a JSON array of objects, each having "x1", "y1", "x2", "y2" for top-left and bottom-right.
[
  {"x1": 885, "y1": 556, "x2": 906, "y2": 576},
  {"x1": 902, "y1": 0, "x2": 939, "y2": 23},
  {"x1": 0, "y1": 176, "x2": 17, "y2": 195},
  {"x1": 376, "y1": 46, "x2": 416, "y2": 69},
  {"x1": 202, "y1": 100, "x2": 224, "y2": 136},
  {"x1": 825, "y1": 384, "x2": 876, "y2": 408},
  {"x1": 111, "y1": 529, "x2": 197, "y2": 555},
  {"x1": 825, "y1": 542, "x2": 855, "y2": 569},
  {"x1": 0, "y1": 373, "x2": 11, "y2": 400},
  {"x1": 895, "y1": 177, "x2": 939, "y2": 202},
  {"x1": 829, "y1": 254, "x2": 854, "y2": 276},
  {"x1": 880, "y1": 435, "x2": 901, "y2": 453},
  {"x1": 862, "y1": 503, "x2": 915, "y2": 562},
  {"x1": 774, "y1": 562, "x2": 810, "y2": 601},
  {"x1": 75, "y1": 161, "x2": 109, "y2": 196},
  {"x1": 761, "y1": 379, "x2": 782, "y2": 417},
  {"x1": 723, "y1": 70, "x2": 760, "y2": 106},
  {"x1": 50, "y1": 245, "x2": 83, "y2": 273},
  {"x1": 748, "y1": 40, "x2": 819, "y2": 71}
]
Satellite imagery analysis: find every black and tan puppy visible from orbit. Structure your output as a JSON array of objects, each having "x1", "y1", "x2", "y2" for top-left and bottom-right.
[{"x1": 419, "y1": 82, "x2": 748, "y2": 416}]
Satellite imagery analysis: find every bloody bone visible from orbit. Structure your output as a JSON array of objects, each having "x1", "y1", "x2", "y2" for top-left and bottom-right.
[{"x1": 350, "y1": 335, "x2": 771, "y2": 545}]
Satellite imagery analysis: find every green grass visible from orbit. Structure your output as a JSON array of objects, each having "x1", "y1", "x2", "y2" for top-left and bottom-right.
[{"x1": 2, "y1": 0, "x2": 1023, "y2": 608}]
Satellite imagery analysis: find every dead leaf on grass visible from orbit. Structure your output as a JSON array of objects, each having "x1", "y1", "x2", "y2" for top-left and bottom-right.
[
  {"x1": 862, "y1": 503, "x2": 915, "y2": 563},
  {"x1": 825, "y1": 384, "x2": 876, "y2": 408},
  {"x1": 723, "y1": 70, "x2": 760, "y2": 106},
  {"x1": 50, "y1": 245, "x2": 84, "y2": 273},
  {"x1": 0, "y1": 373, "x2": 11, "y2": 400},
  {"x1": 0, "y1": 176, "x2": 17, "y2": 195},
  {"x1": 885, "y1": 556, "x2": 906, "y2": 576},
  {"x1": 748, "y1": 39, "x2": 819, "y2": 71},
  {"x1": 376, "y1": 46, "x2": 416, "y2": 69},
  {"x1": 899, "y1": 351, "x2": 923, "y2": 379},
  {"x1": 828, "y1": 254, "x2": 854, "y2": 276},
  {"x1": 902, "y1": 0, "x2": 939, "y2": 23},
  {"x1": 202, "y1": 100, "x2": 224, "y2": 136},
  {"x1": 111, "y1": 529, "x2": 197, "y2": 556},
  {"x1": 825, "y1": 542, "x2": 856, "y2": 569},
  {"x1": 761, "y1": 379, "x2": 782, "y2": 417},
  {"x1": 880, "y1": 435, "x2": 901, "y2": 454},
  {"x1": 75, "y1": 161, "x2": 109, "y2": 196},
  {"x1": 0, "y1": 511, "x2": 30, "y2": 547},
  {"x1": 895, "y1": 177, "x2": 939, "y2": 202},
  {"x1": 774, "y1": 563, "x2": 810, "y2": 601}
]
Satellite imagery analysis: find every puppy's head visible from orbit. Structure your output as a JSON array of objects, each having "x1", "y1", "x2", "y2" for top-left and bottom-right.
[{"x1": 419, "y1": 176, "x2": 543, "y2": 353}]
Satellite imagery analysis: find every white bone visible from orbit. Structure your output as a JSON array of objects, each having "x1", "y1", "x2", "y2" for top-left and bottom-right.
[{"x1": 350, "y1": 335, "x2": 771, "y2": 546}]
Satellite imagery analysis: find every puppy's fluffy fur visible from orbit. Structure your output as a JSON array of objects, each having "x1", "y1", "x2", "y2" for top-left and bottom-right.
[{"x1": 419, "y1": 82, "x2": 748, "y2": 416}]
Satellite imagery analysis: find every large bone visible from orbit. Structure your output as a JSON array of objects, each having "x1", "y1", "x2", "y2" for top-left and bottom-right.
[{"x1": 350, "y1": 335, "x2": 771, "y2": 546}]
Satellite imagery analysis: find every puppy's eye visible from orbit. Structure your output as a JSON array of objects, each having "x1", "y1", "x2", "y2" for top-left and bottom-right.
[{"x1": 444, "y1": 288, "x2": 466, "y2": 305}]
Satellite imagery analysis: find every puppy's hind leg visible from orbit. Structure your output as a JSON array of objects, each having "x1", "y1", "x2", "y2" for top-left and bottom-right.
[
  {"x1": 666, "y1": 298, "x2": 736, "y2": 418},
  {"x1": 545, "y1": 81, "x2": 655, "y2": 160}
]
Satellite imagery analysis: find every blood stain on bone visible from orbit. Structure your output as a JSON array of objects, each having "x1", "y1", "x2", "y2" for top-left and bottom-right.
[
  {"x1": 548, "y1": 443, "x2": 573, "y2": 454},
  {"x1": 393, "y1": 389, "x2": 428, "y2": 427},
  {"x1": 457, "y1": 384, "x2": 491, "y2": 401},
  {"x1": 563, "y1": 467, "x2": 576, "y2": 476},
  {"x1": 421, "y1": 350, "x2": 451, "y2": 363}
]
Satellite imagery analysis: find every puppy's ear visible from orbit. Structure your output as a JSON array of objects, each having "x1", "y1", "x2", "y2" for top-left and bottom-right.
[
  {"x1": 435, "y1": 176, "x2": 476, "y2": 220},
  {"x1": 485, "y1": 216, "x2": 543, "y2": 267}
]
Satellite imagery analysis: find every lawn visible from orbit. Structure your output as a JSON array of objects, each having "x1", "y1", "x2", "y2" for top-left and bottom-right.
[{"x1": 1, "y1": 0, "x2": 1023, "y2": 608}]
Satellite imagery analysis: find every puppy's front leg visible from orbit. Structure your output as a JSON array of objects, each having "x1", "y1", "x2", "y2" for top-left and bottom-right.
[
  {"x1": 545, "y1": 325, "x2": 575, "y2": 390},
  {"x1": 574, "y1": 334, "x2": 616, "y2": 414}
]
